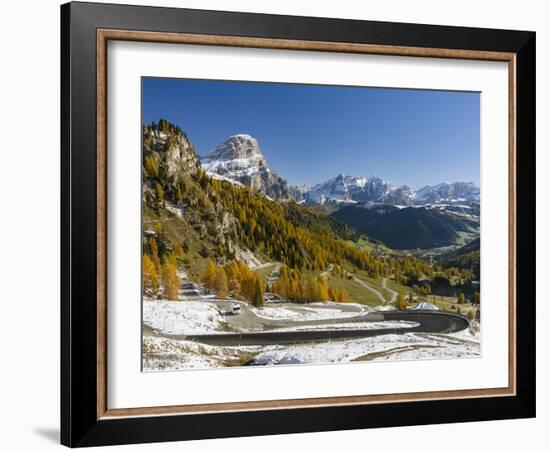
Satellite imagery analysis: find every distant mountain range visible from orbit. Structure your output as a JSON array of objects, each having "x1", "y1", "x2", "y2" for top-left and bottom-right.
[
  {"x1": 201, "y1": 134, "x2": 480, "y2": 209},
  {"x1": 197, "y1": 133, "x2": 480, "y2": 250}
]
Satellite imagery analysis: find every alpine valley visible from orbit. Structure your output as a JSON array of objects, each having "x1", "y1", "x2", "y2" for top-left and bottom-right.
[{"x1": 142, "y1": 119, "x2": 481, "y2": 370}]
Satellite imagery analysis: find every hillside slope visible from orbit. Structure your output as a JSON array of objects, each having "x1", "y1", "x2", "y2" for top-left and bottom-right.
[
  {"x1": 438, "y1": 238, "x2": 480, "y2": 278},
  {"x1": 332, "y1": 204, "x2": 473, "y2": 249},
  {"x1": 142, "y1": 120, "x2": 389, "y2": 276}
]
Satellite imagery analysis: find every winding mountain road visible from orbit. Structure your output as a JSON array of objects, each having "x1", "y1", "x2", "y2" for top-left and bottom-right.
[{"x1": 183, "y1": 310, "x2": 470, "y2": 346}]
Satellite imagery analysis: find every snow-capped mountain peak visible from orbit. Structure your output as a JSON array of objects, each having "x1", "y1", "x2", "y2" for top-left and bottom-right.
[
  {"x1": 414, "y1": 181, "x2": 480, "y2": 204},
  {"x1": 200, "y1": 135, "x2": 291, "y2": 200},
  {"x1": 200, "y1": 135, "x2": 480, "y2": 207},
  {"x1": 300, "y1": 176, "x2": 478, "y2": 208},
  {"x1": 306, "y1": 174, "x2": 404, "y2": 205}
]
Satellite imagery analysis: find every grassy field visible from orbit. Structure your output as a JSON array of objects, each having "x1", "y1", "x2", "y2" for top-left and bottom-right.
[
  {"x1": 350, "y1": 270, "x2": 394, "y2": 302},
  {"x1": 299, "y1": 268, "x2": 384, "y2": 307},
  {"x1": 384, "y1": 277, "x2": 415, "y2": 297},
  {"x1": 425, "y1": 294, "x2": 478, "y2": 316},
  {"x1": 326, "y1": 273, "x2": 384, "y2": 307}
]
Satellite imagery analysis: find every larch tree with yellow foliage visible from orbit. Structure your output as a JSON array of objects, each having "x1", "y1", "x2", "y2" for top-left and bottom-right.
[
  {"x1": 340, "y1": 288, "x2": 350, "y2": 303},
  {"x1": 214, "y1": 266, "x2": 229, "y2": 298},
  {"x1": 202, "y1": 261, "x2": 216, "y2": 294},
  {"x1": 318, "y1": 276, "x2": 329, "y2": 302},
  {"x1": 142, "y1": 254, "x2": 159, "y2": 297},
  {"x1": 161, "y1": 262, "x2": 179, "y2": 300},
  {"x1": 397, "y1": 293, "x2": 408, "y2": 310}
]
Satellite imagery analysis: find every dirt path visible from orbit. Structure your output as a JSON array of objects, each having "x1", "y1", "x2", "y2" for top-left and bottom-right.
[
  {"x1": 382, "y1": 278, "x2": 398, "y2": 304},
  {"x1": 350, "y1": 274, "x2": 386, "y2": 304}
]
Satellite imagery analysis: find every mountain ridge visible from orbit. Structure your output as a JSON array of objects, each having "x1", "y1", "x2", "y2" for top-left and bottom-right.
[
  {"x1": 331, "y1": 204, "x2": 476, "y2": 250},
  {"x1": 199, "y1": 134, "x2": 479, "y2": 208}
]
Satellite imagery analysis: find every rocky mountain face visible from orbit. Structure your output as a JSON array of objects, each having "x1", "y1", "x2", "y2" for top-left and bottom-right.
[
  {"x1": 302, "y1": 176, "x2": 479, "y2": 209},
  {"x1": 304, "y1": 174, "x2": 413, "y2": 206},
  {"x1": 144, "y1": 126, "x2": 201, "y2": 179},
  {"x1": 201, "y1": 135, "x2": 291, "y2": 200},
  {"x1": 289, "y1": 184, "x2": 309, "y2": 203},
  {"x1": 414, "y1": 182, "x2": 480, "y2": 205}
]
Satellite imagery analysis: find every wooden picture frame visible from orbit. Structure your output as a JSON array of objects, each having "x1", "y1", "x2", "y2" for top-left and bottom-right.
[{"x1": 61, "y1": 1, "x2": 535, "y2": 447}]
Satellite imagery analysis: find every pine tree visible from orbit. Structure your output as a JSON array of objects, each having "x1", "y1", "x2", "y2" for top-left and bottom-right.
[
  {"x1": 214, "y1": 266, "x2": 228, "y2": 298},
  {"x1": 202, "y1": 261, "x2": 217, "y2": 294},
  {"x1": 318, "y1": 276, "x2": 329, "y2": 302},
  {"x1": 147, "y1": 237, "x2": 161, "y2": 275},
  {"x1": 142, "y1": 254, "x2": 159, "y2": 296},
  {"x1": 305, "y1": 276, "x2": 320, "y2": 303},
  {"x1": 155, "y1": 182, "x2": 164, "y2": 207},
  {"x1": 252, "y1": 279, "x2": 264, "y2": 307},
  {"x1": 340, "y1": 288, "x2": 350, "y2": 303},
  {"x1": 161, "y1": 262, "x2": 179, "y2": 300},
  {"x1": 143, "y1": 155, "x2": 159, "y2": 178},
  {"x1": 397, "y1": 293, "x2": 407, "y2": 310},
  {"x1": 173, "y1": 243, "x2": 184, "y2": 257},
  {"x1": 458, "y1": 293, "x2": 465, "y2": 304}
]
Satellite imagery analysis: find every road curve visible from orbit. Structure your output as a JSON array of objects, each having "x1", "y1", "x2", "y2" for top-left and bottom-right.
[{"x1": 183, "y1": 310, "x2": 470, "y2": 346}]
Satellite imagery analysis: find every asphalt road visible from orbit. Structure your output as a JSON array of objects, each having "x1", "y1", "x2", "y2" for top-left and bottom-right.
[{"x1": 182, "y1": 310, "x2": 470, "y2": 346}]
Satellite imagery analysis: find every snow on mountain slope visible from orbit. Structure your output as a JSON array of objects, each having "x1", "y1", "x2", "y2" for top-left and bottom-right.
[
  {"x1": 414, "y1": 181, "x2": 480, "y2": 204},
  {"x1": 304, "y1": 177, "x2": 479, "y2": 208},
  {"x1": 306, "y1": 174, "x2": 413, "y2": 206},
  {"x1": 201, "y1": 134, "x2": 291, "y2": 199},
  {"x1": 199, "y1": 135, "x2": 479, "y2": 208}
]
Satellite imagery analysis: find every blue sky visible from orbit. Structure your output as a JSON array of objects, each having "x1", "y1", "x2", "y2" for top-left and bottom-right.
[{"x1": 143, "y1": 78, "x2": 479, "y2": 188}]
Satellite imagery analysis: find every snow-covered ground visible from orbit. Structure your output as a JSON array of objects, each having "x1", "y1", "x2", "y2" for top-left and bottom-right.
[
  {"x1": 143, "y1": 336, "x2": 258, "y2": 371},
  {"x1": 142, "y1": 298, "x2": 480, "y2": 371},
  {"x1": 252, "y1": 305, "x2": 365, "y2": 321},
  {"x1": 143, "y1": 300, "x2": 227, "y2": 335},
  {"x1": 251, "y1": 327, "x2": 480, "y2": 365},
  {"x1": 143, "y1": 325, "x2": 480, "y2": 371}
]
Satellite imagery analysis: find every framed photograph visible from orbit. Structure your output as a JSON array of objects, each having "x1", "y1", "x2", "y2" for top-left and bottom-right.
[{"x1": 61, "y1": 2, "x2": 536, "y2": 447}]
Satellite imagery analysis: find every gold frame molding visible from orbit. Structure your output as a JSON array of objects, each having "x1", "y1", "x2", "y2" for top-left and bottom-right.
[{"x1": 96, "y1": 29, "x2": 516, "y2": 420}]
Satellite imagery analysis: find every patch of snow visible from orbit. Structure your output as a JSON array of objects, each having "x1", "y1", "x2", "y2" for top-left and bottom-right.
[
  {"x1": 165, "y1": 204, "x2": 184, "y2": 218},
  {"x1": 251, "y1": 327, "x2": 480, "y2": 366},
  {"x1": 142, "y1": 336, "x2": 257, "y2": 371},
  {"x1": 206, "y1": 171, "x2": 245, "y2": 187},
  {"x1": 251, "y1": 306, "x2": 361, "y2": 321},
  {"x1": 143, "y1": 300, "x2": 226, "y2": 335}
]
